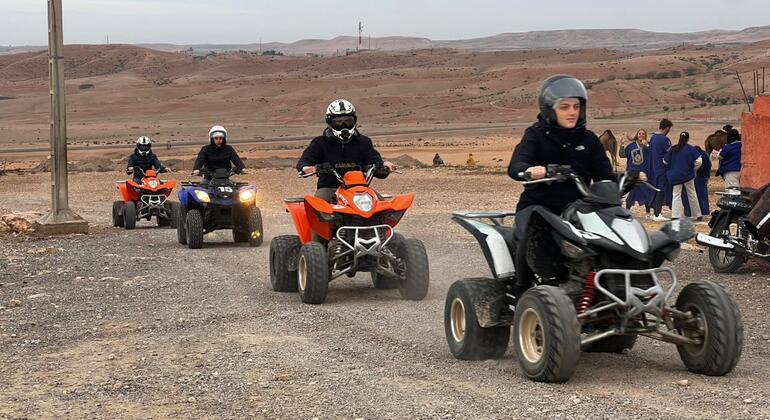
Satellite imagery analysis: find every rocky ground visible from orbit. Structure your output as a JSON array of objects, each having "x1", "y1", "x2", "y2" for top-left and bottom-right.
[{"x1": 1, "y1": 168, "x2": 769, "y2": 419}]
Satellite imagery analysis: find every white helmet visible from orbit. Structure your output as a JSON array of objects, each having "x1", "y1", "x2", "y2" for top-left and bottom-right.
[
  {"x1": 135, "y1": 136, "x2": 152, "y2": 156},
  {"x1": 325, "y1": 99, "x2": 357, "y2": 142},
  {"x1": 209, "y1": 125, "x2": 227, "y2": 145}
]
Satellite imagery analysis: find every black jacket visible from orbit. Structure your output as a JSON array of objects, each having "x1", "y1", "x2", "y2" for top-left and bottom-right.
[
  {"x1": 127, "y1": 150, "x2": 165, "y2": 176},
  {"x1": 508, "y1": 121, "x2": 614, "y2": 213},
  {"x1": 193, "y1": 144, "x2": 246, "y2": 173},
  {"x1": 296, "y1": 129, "x2": 384, "y2": 189}
]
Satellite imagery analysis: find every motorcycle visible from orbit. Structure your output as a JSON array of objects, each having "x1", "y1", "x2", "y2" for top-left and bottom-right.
[
  {"x1": 696, "y1": 187, "x2": 770, "y2": 272},
  {"x1": 269, "y1": 163, "x2": 429, "y2": 304},
  {"x1": 112, "y1": 167, "x2": 177, "y2": 230},
  {"x1": 444, "y1": 164, "x2": 743, "y2": 383},
  {"x1": 175, "y1": 168, "x2": 263, "y2": 249}
]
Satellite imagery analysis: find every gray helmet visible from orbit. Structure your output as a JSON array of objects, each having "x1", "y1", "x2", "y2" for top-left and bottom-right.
[{"x1": 538, "y1": 75, "x2": 588, "y2": 129}]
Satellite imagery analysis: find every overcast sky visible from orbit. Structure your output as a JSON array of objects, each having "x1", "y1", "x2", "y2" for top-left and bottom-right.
[{"x1": 2, "y1": 0, "x2": 770, "y2": 46}]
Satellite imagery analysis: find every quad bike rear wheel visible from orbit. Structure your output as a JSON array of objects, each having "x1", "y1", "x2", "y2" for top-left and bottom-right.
[
  {"x1": 513, "y1": 286, "x2": 581, "y2": 383},
  {"x1": 112, "y1": 201, "x2": 125, "y2": 227},
  {"x1": 297, "y1": 242, "x2": 329, "y2": 304},
  {"x1": 708, "y1": 216, "x2": 746, "y2": 273},
  {"x1": 396, "y1": 238, "x2": 429, "y2": 300},
  {"x1": 176, "y1": 204, "x2": 187, "y2": 245},
  {"x1": 675, "y1": 281, "x2": 743, "y2": 376},
  {"x1": 444, "y1": 278, "x2": 510, "y2": 360},
  {"x1": 123, "y1": 201, "x2": 137, "y2": 230},
  {"x1": 247, "y1": 206, "x2": 264, "y2": 247},
  {"x1": 168, "y1": 202, "x2": 179, "y2": 229},
  {"x1": 157, "y1": 202, "x2": 174, "y2": 228},
  {"x1": 186, "y1": 209, "x2": 204, "y2": 249},
  {"x1": 269, "y1": 235, "x2": 301, "y2": 292}
]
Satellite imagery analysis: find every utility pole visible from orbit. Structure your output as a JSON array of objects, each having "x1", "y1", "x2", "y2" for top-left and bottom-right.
[
  {"x1": 358, "y1": 21, "x2": 363, "y2": 51},
  {"x1": 38, "y1": 0, "x2": 87, "y2": 234}
]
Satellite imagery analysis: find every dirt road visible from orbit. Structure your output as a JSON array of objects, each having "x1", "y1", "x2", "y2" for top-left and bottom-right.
[{"x1": 1, "y1": 169, "x2": 769, "y2": 419}]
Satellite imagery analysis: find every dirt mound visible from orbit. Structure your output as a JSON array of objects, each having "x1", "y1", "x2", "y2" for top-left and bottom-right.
[
  {"x1": 32, "y1": 157, "x2": 116, "y2": 173},
  {"x1": 245, "y1": 156, "x2": 297, "y2": 169},
  {"x1": 387, "y1": 154, "x2": 427, "y2": 168},
  {"x1": 0, "y1": 212, "x2": 42, "y2": 235},
  {"x1": 163, "y1": 158, "x2": 195, "y2": 171}
]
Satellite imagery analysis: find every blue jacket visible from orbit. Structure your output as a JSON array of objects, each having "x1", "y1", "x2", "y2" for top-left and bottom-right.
[
  {"x1": 649, "y1": 133, "x2": 671, "y2": 183},
  {"x1": 716, "y1": 141, "x2": 741, "y2": 176},
  {"x1": 624, "y1": 142, "x2": 651, "y2": 173},
  {"x1": 663, "y1": 145, "x2": 700, "y2": 185}
]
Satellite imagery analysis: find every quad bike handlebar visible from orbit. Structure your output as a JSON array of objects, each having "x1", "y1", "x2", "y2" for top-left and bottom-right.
[
  {"x1": 518, "y1": 164, "x2": 658, "y2": 197},
  {"x1": 127, "y1": 166, "x2": 169, "y2": 176},
  {"x1": 298, "y1": 163, "x2": 396, "y2": 184}
]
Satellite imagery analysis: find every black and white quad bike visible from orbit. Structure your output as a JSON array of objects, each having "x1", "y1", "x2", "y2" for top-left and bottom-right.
[{"x1": 444, "y1": 165, "x2": 743, "y2": 383}]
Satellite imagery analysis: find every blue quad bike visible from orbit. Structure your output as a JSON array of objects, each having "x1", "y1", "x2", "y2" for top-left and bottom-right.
[{"x1": 175, "y1": 168, "x2": 264, "y2": 249}]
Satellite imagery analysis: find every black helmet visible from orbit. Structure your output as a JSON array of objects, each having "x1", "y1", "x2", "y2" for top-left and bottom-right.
[{"x1": 538, "y1": 75, "x2": 588, "y2": 129}]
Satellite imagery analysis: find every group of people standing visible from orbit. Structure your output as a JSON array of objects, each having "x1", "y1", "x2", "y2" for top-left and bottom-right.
[{"x1": 622, "y1": 119, "x2": 742, "y2": 221}]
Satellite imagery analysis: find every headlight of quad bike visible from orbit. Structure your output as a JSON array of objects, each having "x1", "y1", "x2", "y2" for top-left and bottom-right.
[
  {"x1": 147, "y1": 180, "x2": 159, "y2": 188},
  {"x1": 194, "y1": 190, "x2": 210, "y2": 203},
  {"x1": 352, "y1": 193, "x2": 373, "y2": 212},
  {"x1": 238, "y1": 189, "x2": 255, "y2": 203}
]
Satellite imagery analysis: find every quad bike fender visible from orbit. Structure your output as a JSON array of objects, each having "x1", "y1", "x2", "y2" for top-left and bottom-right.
[
  {"x1": 284, "y1": 200, "x2": 314, "y2": 244},
  {"x1": 116, "y1": 181, "x2": 135, "y2": 202},
  {"x1": 178, "y1": 188, "x2": 205, "y2": 211},
  {"x1": 386, "y1": 193, "x2": 414, "y2": 212},
  {"x1": 452, "y1": 215, "x2": 516, "y2": 279},
  {"x1": 530, "y1": 206, "x2": 588, "y2": 246}
]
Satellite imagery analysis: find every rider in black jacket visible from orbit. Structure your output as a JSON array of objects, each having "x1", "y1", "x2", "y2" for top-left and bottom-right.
[
  {"x1": 192, "y1": 125, "x2": 247, "y2": 180},
  {"x1": 297, "y1": 99, "x2": 396, "y2": 202},
  {"x1": 126, "y1": 136, "x2": 168, "y2": 182},
  {"x1": 508, "y1": 75, "x2": 615, "y2": 296}
]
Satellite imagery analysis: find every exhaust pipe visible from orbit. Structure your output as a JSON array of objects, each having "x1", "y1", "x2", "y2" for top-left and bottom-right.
[{"x1": 696, "y1": 233, "x2": 735, "y2": 250}]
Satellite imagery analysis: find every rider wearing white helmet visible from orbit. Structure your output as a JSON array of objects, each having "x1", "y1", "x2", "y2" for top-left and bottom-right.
[
  {"x1": 297, "y1": 99, "x2": 396, "y2": 202},
  {"x1": 192, "y1": 125, "x2": 247, "y2": 179},
  {"x1": 126, "y1": 136, "x2": 169, "y2": 182}
]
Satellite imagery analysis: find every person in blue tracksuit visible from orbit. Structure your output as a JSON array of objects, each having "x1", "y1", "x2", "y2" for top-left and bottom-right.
[
  {"x1": 663, "y1": 131, "x2": 703, "y2": 219},
  {"x1": 649, "y1": 119, "x2": 674, "y2": 221},
  {"x1": 622, "y1": 129, "x2": 654, "y2": 217},
  {"x1": 683, "y1": 145, "x2": 711, "y2": 219},
  {"x1": 716, "y1": 128, "x2": 742, "y2": 189}
]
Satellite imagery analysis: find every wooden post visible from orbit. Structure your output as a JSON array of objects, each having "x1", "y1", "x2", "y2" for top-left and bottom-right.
[{"x1": 37, "y1": 0, "x2": 87, "y2": 233}]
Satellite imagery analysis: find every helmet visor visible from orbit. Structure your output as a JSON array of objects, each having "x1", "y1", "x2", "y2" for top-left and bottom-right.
[
  {"x1": 137, "y1": 143, "x2": 151, "y2": 152},
  {"x1": 540, "y1": 77, "x2": 587, "y2": 108},
  {"x1": 329, "y1": 115, "x2": 356, "y2": 131}
]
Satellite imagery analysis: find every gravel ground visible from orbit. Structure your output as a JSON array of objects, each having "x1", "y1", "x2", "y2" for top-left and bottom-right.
[{"x1": 1, "y1": 169, "x2": 769, "y2": 419}]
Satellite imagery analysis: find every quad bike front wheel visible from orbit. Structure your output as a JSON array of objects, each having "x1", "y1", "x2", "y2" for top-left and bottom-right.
[
  {"x1": 269, "y1": 235, "x2": 300, "y2": 292},
  {"x1": 123, "y1": 201, "x2": 137, "y2": 230},
  {"x1": 297, "y1": 242, "x2": 329, "y2": 304},
  {"x1": 371, "y1": 233, "x2": 405, "y2": 290},
  {"x1": 185, "y1": 209, "x2": 204, "y2": 249},
  {"x1": 675, "y1": 281, "x2": 743, "y2": 376},
  {"x1": 513, "y1": 286, "x2": 581, "y2": 383},
  {"x1": 112, "y1": 201, "x2": 125, "y2": 227},
  {"x1": 396, "y1": 238, "x2": 429, "y2": 301},
  {"x1": 444, "y1": 278, "x2": 510, "y2": 360},
  {"x1": 176, "y1": 204, "x2": 187, "y2": 245}
]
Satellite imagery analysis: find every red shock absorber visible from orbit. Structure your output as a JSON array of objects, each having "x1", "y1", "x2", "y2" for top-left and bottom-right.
[{"x1": 577, "y1": 272, "x2": 597, "y2": 314}]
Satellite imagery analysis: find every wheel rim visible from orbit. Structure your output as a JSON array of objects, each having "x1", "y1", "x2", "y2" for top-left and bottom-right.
[
  {"x1": 519, "y1": 308, "x2": 544, "y2": 363},
  {"x1": 680, "y1": 303, "x2": 708, "y2": 356},
  {"x1": 713, "y1": 229, "x2": 738, "y2": 268},
  {"x1": 298, "y1": 255, "x2": 307, "y2": 292},
  {"x1": 449, "y1": 297, "x2": 466, "y2": 343}
]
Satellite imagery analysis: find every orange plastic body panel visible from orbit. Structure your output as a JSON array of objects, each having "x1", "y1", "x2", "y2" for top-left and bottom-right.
[
  {"x1": 117, "y1": 173, "x2": 176, "y2": 203},
  {"x1": 284, "y1": 199, "x2": 315, "y2": 244},
  {"x1": 343, "y1": 171, "x2": 367, "y2": 186}
]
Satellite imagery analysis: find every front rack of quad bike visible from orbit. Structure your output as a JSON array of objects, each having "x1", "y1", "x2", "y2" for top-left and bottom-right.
[
  {"x1": 329, "y1": 224, "x2": 395, "y2": 280},
  {"x1": 579, "y1": 267, "x2": 702, "y2": 346}
]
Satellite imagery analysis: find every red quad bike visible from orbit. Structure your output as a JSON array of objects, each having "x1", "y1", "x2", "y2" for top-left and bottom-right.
[
  {"x1": 270, "y1": 164, "x2": 429, "y2": 304},
  {"x1": 112, "y1": 167, "x2": 178, "y2": 230}
]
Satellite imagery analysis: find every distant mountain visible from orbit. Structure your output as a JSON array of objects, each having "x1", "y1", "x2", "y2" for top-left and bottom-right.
[{"x1": 5, "y1": 26, "x2": 770, "y2": 56}]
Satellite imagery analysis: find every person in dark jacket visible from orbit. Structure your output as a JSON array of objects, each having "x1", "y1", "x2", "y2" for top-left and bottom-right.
[
  {"x1": 622, "y1": 129, "x2": 654, "y2": 217},
  {"x1": 192, "y1": 125, "x2": 247, "y2": 181},
  {"x1": 683, "y1": 145, "x2": 711, "y2": 219},
  {"x1": 716, "y1": 128, "x2": 742, "y2": 189},
  {"x1": 297, "y1": 99, "x2": 396, "y2": 202},
  {"x1": 126, "y1": 136, "x2": 168, "y2": 182},
  {"x1": 663, "y1": 132, "x2": 703, "y2": 219},
  {"x1": 507, "y1": 74, "x2": 615, "y2": 297},
  {"x1": 649, "y1": 119, "x2": 674, "y2": 221}
]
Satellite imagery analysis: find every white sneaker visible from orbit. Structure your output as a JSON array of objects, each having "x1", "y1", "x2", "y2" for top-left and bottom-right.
[{"x1": 651, "y1": 215, "x2": 670, "y2": 222}]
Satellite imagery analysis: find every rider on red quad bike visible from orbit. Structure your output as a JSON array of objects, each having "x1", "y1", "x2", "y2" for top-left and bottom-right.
[
  {"x1": 297, "y1": 99, "x2": 397, "y2": 204},
  {"x1": 126, "y1": 136, "x2": 170, "y2": 182}
]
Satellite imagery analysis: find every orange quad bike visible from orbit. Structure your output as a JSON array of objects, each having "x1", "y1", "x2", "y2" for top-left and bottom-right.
[
  {"x1": 112, "y1": 167, "x2": 178, "y2": 230},
  {"x1": 270, "y1": 164, "x2": 429, "y2": 304}
]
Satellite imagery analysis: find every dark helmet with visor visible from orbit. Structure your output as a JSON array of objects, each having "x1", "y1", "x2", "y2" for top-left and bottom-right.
[{"x1": 538, "y1": 75, "x2": 588, "y2": 129}]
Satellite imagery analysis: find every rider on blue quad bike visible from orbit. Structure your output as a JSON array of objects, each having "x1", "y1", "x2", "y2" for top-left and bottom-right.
[{"x1": 192, "y1": 125, "x2": 248, "y2": 180}]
